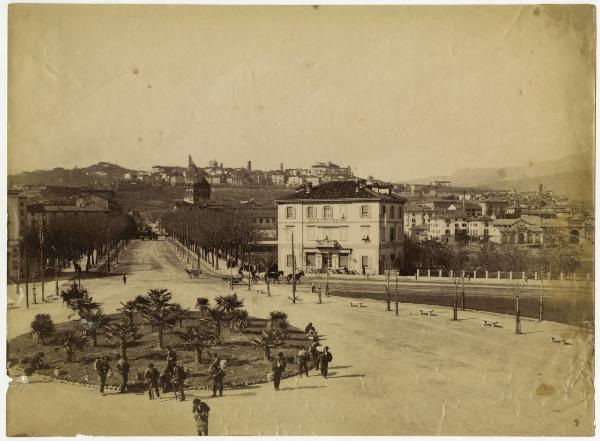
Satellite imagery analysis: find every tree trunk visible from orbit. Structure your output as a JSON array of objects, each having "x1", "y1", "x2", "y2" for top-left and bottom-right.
[
  {"x1": 121, "y1": 340, "x2": 127, "y2": 360},
  {"x1": 157, "y1": 328, "x2": 164, "y2": 348},
  {"x1": 66, "y1": 347, "x2": 73, "y2": 362},
  {"x1": 91, "y1": 330, "x2": 98, "y2": 347},
  {"x1": 265, "y1": 347, "x2": 271, "y2": 360},
  {"x1": 195, "y1": 346, "x2": 202, "y2": 363}
]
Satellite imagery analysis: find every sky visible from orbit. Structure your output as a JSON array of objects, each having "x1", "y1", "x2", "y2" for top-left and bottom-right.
[{"x1": 7, "y1": 5, "x2": 595, "y2": 181}]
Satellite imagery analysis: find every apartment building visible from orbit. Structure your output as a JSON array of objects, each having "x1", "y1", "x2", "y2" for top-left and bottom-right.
[{"x1": 277, "y1": 180, "x2": 406, "y2": 275}]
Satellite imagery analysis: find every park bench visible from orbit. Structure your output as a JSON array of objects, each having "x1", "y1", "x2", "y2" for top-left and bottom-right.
[
  {"x1": 482, "y1": 320, "x2": 499, "y2": 328},
  {"x1": 256, "y1": 289, "x2": 265, "y2": 294},
  {"x1": 417, "y1": 309, "x2": 434, "y2": 316},
  {"x1": 350, "y1": 301, "x2": 365, "y2": 307},
  {"x1": 550, "y1": 336, "x2": 570, "y2": 345},
  {"x1": 288, "y1": 296, "x2": 301, "y2": 302}
]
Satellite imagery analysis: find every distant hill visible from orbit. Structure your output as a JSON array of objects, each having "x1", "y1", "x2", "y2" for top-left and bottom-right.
[
  {"x1": 8, "y1": 162, "x2": 139, "y2": 187},
  {"x1": 405, "y1": 153, "x2": 593, "y2": 200}
]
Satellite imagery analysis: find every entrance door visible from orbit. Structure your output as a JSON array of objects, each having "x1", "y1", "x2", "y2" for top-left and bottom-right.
[{"x1": 322, "y1": 253, "x2": 332, "y2": 268}]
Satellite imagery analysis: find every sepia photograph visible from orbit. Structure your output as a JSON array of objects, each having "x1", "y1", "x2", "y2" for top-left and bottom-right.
[{"x1": 4, "y1": 3, "x2": 596, "y2": 436}]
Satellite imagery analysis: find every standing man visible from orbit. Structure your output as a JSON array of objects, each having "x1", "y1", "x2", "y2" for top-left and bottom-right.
[
  {"x1": 94, "y1": 355, "x2": 111, "y2": 395},
  {"x1": 192, "y1": 398, "x2": 211, "y2": 436},
  {"x1": 116, "y1": 356, "x2": 130, "y2": 393},
  {"x1": 297, "y1": 349, "x2": 309, "y2": 377},
  {"x1": 271, "y1": 352, "x2": 287, "y2": 390},
  {"x1": 171, "y1": 363, "x2": 187, "y2": 401},
  {"x1": 209, "y1": 354, "x2": 225, "y2": 397},
  {"x1": 144, "y1": 363, "x2": 160, "y2": 400},
  {"x1": 320, "y1": 346, "x2": 333, "y2": 378},
  {"x1": 166, "y1": 347, "x2": 177, "y2": 374},
  {"x1": 309, "y1": 341, "x2": 321, "y2": 371},
  {"x1": 304, "y1": 322, "x2": 316, "y2": 335},
  {"x1": 122, "y1": 274, "x2": 127, "y2": 285}
]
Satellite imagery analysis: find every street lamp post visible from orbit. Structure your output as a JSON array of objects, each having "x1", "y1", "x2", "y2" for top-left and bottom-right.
[
  {"x1": 395, "y1": 272, "x2": 399, "y2": 316},
  {"x1": 291, "y1": 231, "x2": 296, "y2": 303},
  {"x1": 38, "y1": 221, "x2": 45, "y2": 302},
  {"x1": 24, "y1": 233, "x2": 29, "y2": 308}
]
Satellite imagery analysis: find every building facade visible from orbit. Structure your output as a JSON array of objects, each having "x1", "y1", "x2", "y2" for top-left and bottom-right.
[{"x1": 277, "y1": 180, "x2": 406, "y2": 275}]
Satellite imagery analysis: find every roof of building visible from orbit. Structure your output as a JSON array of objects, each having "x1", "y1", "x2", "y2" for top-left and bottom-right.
[
  {"x1": 28, "y1": 205, "x2": 109, "y2": 213},
  {"x1": 277, "y1": 180, "x2": 407, "y2": 203}
]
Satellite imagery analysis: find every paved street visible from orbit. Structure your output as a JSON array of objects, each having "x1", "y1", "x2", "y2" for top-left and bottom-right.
[{"x1": 7, "y1": 239, "x2": 594, "y2": 436}]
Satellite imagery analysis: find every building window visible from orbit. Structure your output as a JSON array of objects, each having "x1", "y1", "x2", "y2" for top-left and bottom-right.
[
  {"x1": 339, "y1": 205, "x2": 347, "y2": 220},
  {"x1": 390, "y1": 227, "x2": 395, "y2": 242},
  {"x1": 381, "y1": 228, "x2": 386, "y2": 243},
  {"x1": 382, "y1": 205, "x2": 387, "y2": 216},
  {"x1": 361, "y1": 255, "x2": 370, "y2": 268},
  {"x1": 323, "y1": 206, "x2": 333, "y2": 220},
  {"x1": 389, "y1": 206, "x2": 394, "y2": 219},
  {"x1": 286, "y1": 207, "x2": 296, "y2": 219},
  {"x1": 339, "y1": 254, "x2": 349, "y2": 268},
  {"x1": 307, "y1": 206, "x2": 316, "y2": 219},
  {"x1": 286, "y1": 255, "x2": 295, "y2": 267},
  {"x1": 306, "y1": 253, "x2": 316, "y2": 266},
  {"x1": 360, "y1": 205, "x2": 370, "y2": 218}
]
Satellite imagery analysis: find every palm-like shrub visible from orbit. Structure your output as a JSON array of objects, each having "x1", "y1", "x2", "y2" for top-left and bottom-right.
[
  {"x1": 267, "y1": 311, "x2": 289, "y2": 337},
  {"x1": 30, "y1": 314, "x2": 55, "y2": 344},
  {"x1": 137, "y1": 288, "x2": 180, "y2": 349},
  {"x1": 118, "y1": 296, "x2": 146, "y2": 330},
  {"x1": 104, "y1": 318, "x2": 142, "y2": 360},
  {"x1": 78, "y1": 308, "x2": 109, "y2": 347},
  {"x1": 251, "y1": 327, "x2": 283, "y2": 360},
  {"x1": 215, "y1": 293, "x2": 244, "y2": 313},
  {"x1": 196, "y1": 297, "x2": 210, "y2": 316},
  {"x1": 207, "y1": 307, "x2": 227, "y2": 343},
  {"x1": 229, "y1": 309, "x2": 250, "y2": 333},
  {"x1": 53, "y1": 329, "x2": 88, "y2": 362},
  {"x1": 174, "y1": 324, "x2": 214, "y2": 363}
]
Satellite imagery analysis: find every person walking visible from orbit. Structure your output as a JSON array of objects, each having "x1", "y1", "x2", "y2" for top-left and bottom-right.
[
  {"x1": 192, "y1": 398, "x2": 211, "y2": 436},
  {"x1": 94, "y1": 355, "x2": 111, "y2": 395},
  {"x1": 272, "y1": 352, "x2": 287, "y2": 390},
  {"x1": 209, "y1": 355, "x2": 225, "y2": 397},
  {"x1": 309, "y1": 341, "x2": 321, "y2": 371},
  {"x1": 122, "y1": 274, "x2": 127, "y2": 285},
  {"x1": 171, "y1": 363, "x2": 187, "y2": 401},
  {"x1": 297, "y1": 349, "x2": 309, "y2": 377},
  {"x1": 116, "y1": 356, "x2": 130, "y2": 393},
  {"x1": 144, "y1": 363, "x2": 161, "y2": 400},
  {"x1": 320, "y1": 346, "x2": 333, "y2": 378}
]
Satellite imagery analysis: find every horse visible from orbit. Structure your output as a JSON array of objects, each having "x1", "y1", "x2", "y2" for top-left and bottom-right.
[
  {"x1": 264, "y1": 271, "x2": 284, "y2": 284},
  {"x1": 287, "y1": 271, "x2": 305, "y2": 284}
]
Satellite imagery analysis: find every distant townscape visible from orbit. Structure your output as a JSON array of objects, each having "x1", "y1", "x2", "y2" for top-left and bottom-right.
[{"x1": 7, "y1": 153, "x2": 594, "y2": 284}]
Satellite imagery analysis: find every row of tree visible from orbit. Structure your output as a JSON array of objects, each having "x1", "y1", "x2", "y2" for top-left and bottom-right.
[
  {"x1": 160, "y1": 207, "x2": 265, "y2": 271},
  {"x1": 19, "y1": 212, "x2": 137, "y2": 279},
  {"x1": 398, "y1": 238, "x2": 581, "y2": 276}
]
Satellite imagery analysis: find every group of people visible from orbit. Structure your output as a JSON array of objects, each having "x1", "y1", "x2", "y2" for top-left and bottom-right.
[
  {"x1": 92, "y1": 347, "x2": 188, "y2": 400},
  {"x1": 270, "y1": 322, "x2": 334, "y2": 390}
]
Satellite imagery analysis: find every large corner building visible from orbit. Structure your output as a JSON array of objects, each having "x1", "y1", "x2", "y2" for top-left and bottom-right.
[{"x1": 277, "y1": 179, "x2": 406, "y2": 275}]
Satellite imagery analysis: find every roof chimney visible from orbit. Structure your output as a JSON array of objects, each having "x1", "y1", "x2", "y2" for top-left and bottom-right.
[{"x1": 305, "y1": 182, "x2": 312, "y2": 194}]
